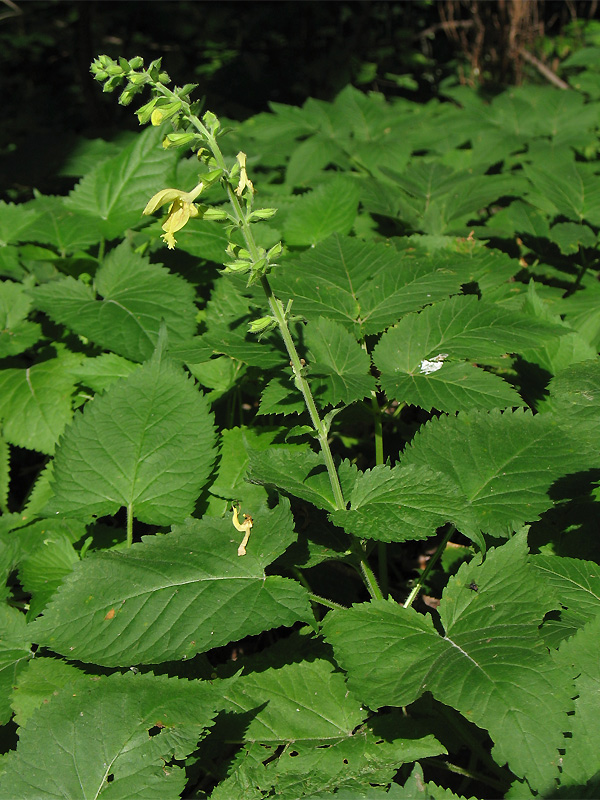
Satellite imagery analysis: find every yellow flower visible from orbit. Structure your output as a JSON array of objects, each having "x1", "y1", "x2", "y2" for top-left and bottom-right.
[
  {"x1": 143, "y1": 184, "x2": 203, "y2": 249},
  {"x1": 235, "y1": 151, "x2": 254, "y2": 197}
]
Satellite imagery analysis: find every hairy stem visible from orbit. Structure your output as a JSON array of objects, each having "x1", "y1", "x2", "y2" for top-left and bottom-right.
[{"x1": 158, "y1": 89, "x2": 385, "y2": 599}]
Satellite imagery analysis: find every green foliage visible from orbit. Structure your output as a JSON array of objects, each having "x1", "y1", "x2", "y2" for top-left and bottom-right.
[{"x1": 0, "y1": 54, "x2": 599, "y2": 799}]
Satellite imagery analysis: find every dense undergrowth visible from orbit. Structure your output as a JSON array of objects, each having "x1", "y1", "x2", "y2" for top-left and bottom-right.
[{"x1": 0, "y1": 50, "x2": 600, "y2": 798}]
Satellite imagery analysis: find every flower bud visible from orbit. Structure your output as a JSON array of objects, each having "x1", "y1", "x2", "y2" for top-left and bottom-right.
[
  {"x1": 251, "y1": 257, "x2": 268, "y2": 274},
  {"x1": 202, "y1": 110, "x2": 220, "y2": 132},
  {"x1": 151, "y1": 100, "x2": 182, "y2": 126},
  {"x1": 119, "y1": 82, "x2": 143, "y2": 106},
  {"x1": 202, "y1": 168, "x2": 224, "y2": 185},
  {"x1": 267, "y1": 241, "x2": 284, "y2": 259},
  {"x1": 105, "y1": 64, "x2": 124, "y2": 77},
  {"x1": 223, "y1": 260, "x2": 252, "y2": 274},
  {"x1": 147, "y1": 58, "x2": 163, "y2": 81},
  {"x1": 248, "y1": 316, "x2": 276, "y2": 334},
  {"x1": 129, "y1": 56, "x2": 144, "y2": 70},
  {"x1": 103, "y1": 75, "x2": 124, "y2": 93},
  {"x1": 247, "y1": 208, "x2": 277, "y2": 222},
  {"x1": 201, "y1": 207, "x2": 230, "y2": 221},
  {"x1": 162, "y1": 132, "x2": 197, "y2": 149},
  {"x1": 136, "y1": 99, "x2": 157, "y2": 124},
  {"x1": 128, "y1": 72, "x2": 148, "y2": 86},
  {"x1": 180, "y1": 83, "x2": 198, "y2": 97}
]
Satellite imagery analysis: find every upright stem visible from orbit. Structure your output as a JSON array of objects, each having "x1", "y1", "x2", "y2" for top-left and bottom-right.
[
  {"x1": 369, "y1": 391, "x2": 388, "y2": 598},
  {"x1": 403, "y1": 525, "x2": 455, "y2": 609},
  {"x1": 126, "y1": 503, "x2": 134, "y2": 548},
  {"x1": 168, "y1": 97, "x2": 383, "y2": 599},
  {"x1": 260, "y1": 275, "x2": 346, "y2": 510},
  {"x1": 370, "y1": 393, "x2": 384, "y2": 466}
]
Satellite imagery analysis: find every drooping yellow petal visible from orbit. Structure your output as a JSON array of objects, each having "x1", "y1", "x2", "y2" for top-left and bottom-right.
[
  {"x1": 144, "y1": 183, "x2": 205, "y2": 250},
  {"x1": 143, "y1": 188, "x2": 184, "y2": 216},
  {"x1": 161, "y1": 231, "x2": 177, "y2": 250}
]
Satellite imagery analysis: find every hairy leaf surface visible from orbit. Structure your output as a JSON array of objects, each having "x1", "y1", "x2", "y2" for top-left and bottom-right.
[
  {"x1": 0, "y1": 672, "x2": 217, "y2": 800},
  {"x1": 323, "y1": 534, "x2": 572, "y2": 792},
  {"x1": 31, "y1": 503, "x2": 311, "y2": 666},
  {"x1": 271, "y1": 235, "x2": 467, "y2": 337},
  {"x1": 402, "y1": 408, "x2": 585, "y2": 537},
  {"x1": 65, "y1": 126, "x2": 177, "y2": 239},
  {"x1": 32, "y1": 243, "x2": 197, "y2": 363},
  {"x1": 49, "y1": 343, "x2": 216, "y2": 525}
]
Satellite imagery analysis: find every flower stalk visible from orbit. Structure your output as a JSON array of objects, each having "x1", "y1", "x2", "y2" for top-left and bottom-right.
[{"x1": 90, "y1": 54, "x2": 383, "y2": 600}]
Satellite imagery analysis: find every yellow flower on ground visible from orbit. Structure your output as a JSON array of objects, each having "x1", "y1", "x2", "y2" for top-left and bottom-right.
[{"x1": 143, "y1": 183, "x2": 204, "y2": 249}]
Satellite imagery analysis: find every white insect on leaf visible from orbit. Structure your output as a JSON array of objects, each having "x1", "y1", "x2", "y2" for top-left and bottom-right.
[{"x1": 419, "y1": 353, "x2": 449, "y2": 375}]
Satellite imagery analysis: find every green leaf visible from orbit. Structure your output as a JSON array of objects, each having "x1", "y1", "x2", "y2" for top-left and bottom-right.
[
  {"x1": 49, "y1": 344, "x2": 216, "y2": 526},
  {"x1": 21, "y1": 195, "x2": 103, "y2": 252},
  {"x1": 387, "y1": 763, "x2": 475, "y2": 800},
  {"x1": 380, "y1": 359, "x2": 522, "y2": 413},
  {"x1": 70, "y1": 353, "x2": 141, "y2": 394},
  {"x1": 258, "y1": 371, "x2": 308, "y2": 416},
  {"x1": 32, "y1": 242, "x2": 197, "y2": 363},
  {"x1": 0, "y1": 280, "x2": 41, "y2": 358},
  {"x1": 532, "y1": 88, "x2": 600, "y2": 148},
  {"x1": 0, "y1": 350, "x2": 82, "y2": 455},
  {"x1": 304, "y1": 317, "x2": 376, "y2": 407},
  {"x1": 286, "y1": 135, "x2": 340, "y2": 188},
  {"x1": 0, "y1": 604, "x2": 32, "y2": 725},
  {"x1": 19, "y1": 534, "x2": 79, "y2": 619},
  {"x1": 31, "y1": 504, "x2": 312, "y2": 667},
  {"x1": 10, "y1": 657, "x2": 84, "y2": 728},
  {"x1": 517, "y1": 283, "x2": 598, "y2": 377},
  {"x1": 371, "y1": 295, "x2": 565, "y2": 410},
  {"x1": 213, "y1": 632, "x2": 445, "y2": 799},
  {"x1": 323, "y1": 533, "x2": 572, "y2": 792},
  {"x1": 64, "y1": 126, "x2": 177, "y2": 240},
  {"x1": 0, "y1": 202, "x2": 39, "y2": 246},
  {"x1": 248, "y1": 446, "x2": 357, "y2": 513},
  {"x1": 555, "y1": 613, "x2": 600, "y2": 787},
  {"x1": 546, "y1": 360, "x2": 600, "y2": 422},
  {"x1": 532, "y1": 555, "x2": 600, "y2": 647},
  {"x1": 549, "y1": 222, "x2": 597, "y2": 255},
  {"x1": 329, "y1": 464, "x2": 481, "y2": 549},
  {"x1": 221, "y1": 648, "x2": 365, "y2": 745},
  {"x1": 168, "y1": 217, "x2": 230, "y2": 263},
  {"x1": 271, "y1": 235, "x2": 467, "y2": 337},
  {"x1": 283, "y1": 178, "x2": 360, "y2": 246},
  {"x1": 373, "y1": 162, "x2": 526, "y2": 235},
  {"x1": 524, "y1": 160, "x2": 600, "y2": 226},
  {"x1": 0, "y1": 434, "x2": 8, "y2": 515},
  {"x1": 0, "y1": 672, "x2": 218, "y2": 800},
  {"x1": 544, "y1": 360, "x2": 600, "y2": 453},
  {"x1": 483, "y1": 199, "x2": 551, "y2": 240},
  {"x1": 220, "y1": 703, "x2": 443, "y2": 799},
  {"x1": 402, "y1": 408, "x2": 585, "y2": 538},
  {"x1": 208, "y1": 426, "x2": 282, "y2": 509},
  {"x1": 373, "y1": 295, "x2": 566, "y2": 366}
]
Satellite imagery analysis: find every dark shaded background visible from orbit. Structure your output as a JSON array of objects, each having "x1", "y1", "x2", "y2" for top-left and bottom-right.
[{"x1": 0, "y1": 0, "x2": 597, "y2": 198}]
